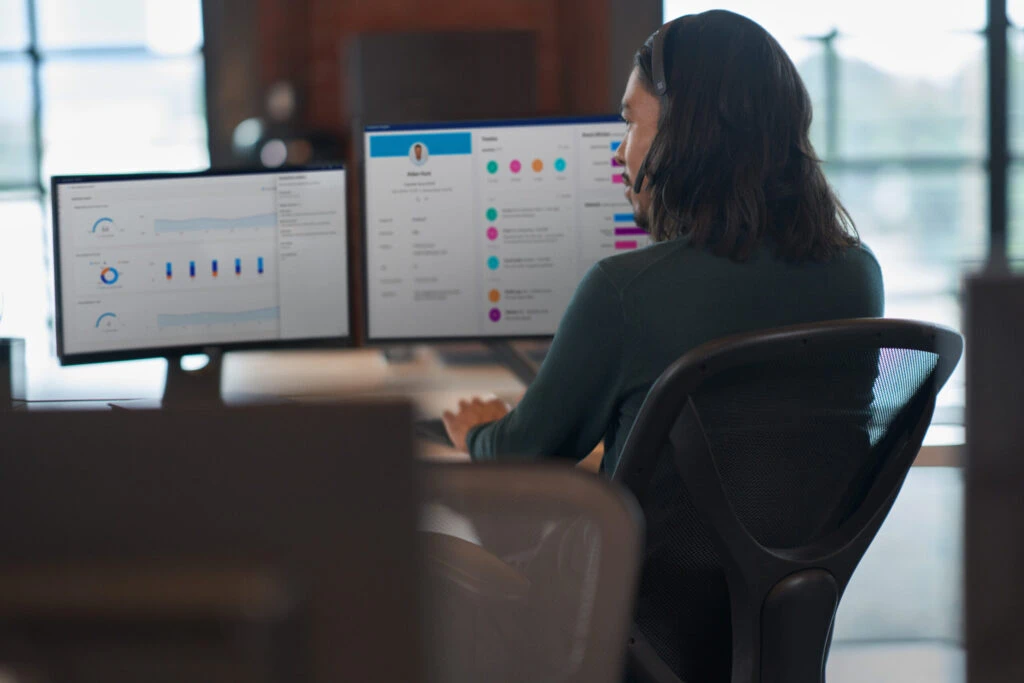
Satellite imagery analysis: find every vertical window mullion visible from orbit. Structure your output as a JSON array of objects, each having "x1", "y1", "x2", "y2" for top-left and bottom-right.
[
  {"x1": 823, "y1": 29, "x2": 840, "y2": 162},
  {"x1": 26, "y1": 0, "x2": 43, "y2": 196},
  {"x1": 989, "y1": 0, "x2": 1010, "y2": 267}
]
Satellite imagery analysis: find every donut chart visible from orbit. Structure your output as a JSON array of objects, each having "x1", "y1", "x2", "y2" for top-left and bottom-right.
[{"x1": 100, "y1": 267, "x2": 120, "y2": 285}]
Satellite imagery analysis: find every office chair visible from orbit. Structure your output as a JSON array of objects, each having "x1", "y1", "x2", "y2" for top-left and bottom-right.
[
  {"x1": 420, "y1": 464, "x2": 644, "y2": 683},
  {"x1": 612, "y1": 318, "x2": 963, "y2": 683}
]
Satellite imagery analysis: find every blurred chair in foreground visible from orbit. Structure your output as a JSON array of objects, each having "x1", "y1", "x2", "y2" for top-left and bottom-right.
[{"x1": 421, "y1": 464, "x2": 643, "y2": 683}]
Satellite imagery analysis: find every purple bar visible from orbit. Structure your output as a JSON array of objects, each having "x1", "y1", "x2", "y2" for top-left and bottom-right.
[
  {"x1": 611, "y1": 157, "x2": 623, "y2": 167},
  {"x1": 615, "y1": 240, "x2": 638, "y2": 250},
  {"x1": 615, "y1": 227, "x2": 645, "y2": 235}
]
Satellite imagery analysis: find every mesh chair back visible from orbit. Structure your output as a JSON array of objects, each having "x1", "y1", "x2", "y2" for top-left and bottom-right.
[
  {"x1": 613, "y1": 319, "x2": 963, "y2": 683},
  {"x1": 420, "y1": 464, "x2": 644, "y2": 683}
]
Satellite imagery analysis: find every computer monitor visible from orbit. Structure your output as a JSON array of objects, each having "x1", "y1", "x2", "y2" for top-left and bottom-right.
[
  {"x1": 362, "y1": 116, "x2": 647, "y2": 344},
  {"x1": 51, "y1": 167, "x2": 350, "y2": 404}
]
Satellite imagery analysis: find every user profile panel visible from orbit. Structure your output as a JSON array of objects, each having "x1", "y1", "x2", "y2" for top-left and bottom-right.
[
  {"x1": 57, "y1": 170, "x2": 349, "y2": 355},
  {"x1": 364, "y1": 119, "x2": 647, "y2": 340}
]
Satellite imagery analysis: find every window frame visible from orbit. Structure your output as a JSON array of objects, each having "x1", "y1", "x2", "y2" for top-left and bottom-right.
[
  {"x1": 652, "y1": 1, "x2": 1011, "y2": 427},
  {"x1": 653, "y1": 0, "x2": 1011, "y2": 267},
  {"x1": 0, "y1": 0, "x2": 207, "y2": 196}
]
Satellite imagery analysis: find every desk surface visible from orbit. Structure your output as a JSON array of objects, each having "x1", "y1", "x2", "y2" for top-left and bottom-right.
[
  {"x1": 15, "y1": 343, "x2": 956, "y2": 468},
  {"x1": 15, "y1": 343, "x2": 605, "y2": 469}
]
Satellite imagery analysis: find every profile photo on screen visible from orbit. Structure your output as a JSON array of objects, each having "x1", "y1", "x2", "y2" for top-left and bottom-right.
[{"x1": 409, "y1": 142, "x2": 429, "y2": 166}]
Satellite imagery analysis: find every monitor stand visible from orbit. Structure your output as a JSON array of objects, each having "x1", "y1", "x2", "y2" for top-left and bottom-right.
[
  {"x1": 162, "y1": 349, "x2": 225, "y2": 408},
  {"x1": 483, "y1": 340, "x2": 540, "y2": 387},
  {"x1": 382, "y1": 340, "x2": 543, "y2": 388},
  {"x1": 162, "y1": 350, "x2": 225, "y2": 409},
  {"x1": 106, "y1": 350, "x2": 226, "y2": 411},
  {"x1": 107, "y1": 350, "x2": 293, "y2": 411},
  {"x1": 409, "y1": 340, "x2": 544, "y2": 387}
]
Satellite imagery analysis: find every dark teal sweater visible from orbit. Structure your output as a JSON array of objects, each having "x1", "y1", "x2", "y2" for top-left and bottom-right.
[{"x1": 467, "y1": 238, "x2": 885, "y2": 474}]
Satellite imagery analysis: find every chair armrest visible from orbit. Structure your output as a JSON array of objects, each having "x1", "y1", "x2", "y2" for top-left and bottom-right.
[{"x1": 422, "y1": 532, "x2": 531, "y2": 600}]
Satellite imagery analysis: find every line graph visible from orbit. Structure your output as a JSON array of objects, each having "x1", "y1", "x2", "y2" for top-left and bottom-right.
[
  {"x1": 153, "y1": 213, "x2": 277, "y2": 234},
  {"x1": 157, "y1": 306, "x2": 280, "y2": 329}
]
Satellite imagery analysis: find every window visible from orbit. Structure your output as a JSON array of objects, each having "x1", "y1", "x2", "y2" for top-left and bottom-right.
[
  {"x1": 1009, "y1": 2, "x2": 1024, "y2": 262},
  {"x1": 663, "y1": 0, "x2": 987, "y2": 422},
  {"x1": 0, "y1": 0, "x2": 208, "y2": 397}
]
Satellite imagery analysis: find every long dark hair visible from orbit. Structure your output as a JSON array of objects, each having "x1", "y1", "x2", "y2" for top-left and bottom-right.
[{"x1": 634, "y1": 10, "x2": 857, "y2": 262}]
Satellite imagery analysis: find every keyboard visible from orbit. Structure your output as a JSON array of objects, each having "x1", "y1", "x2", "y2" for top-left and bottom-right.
[{"x1": 415, "y1": 417, "x2": 454, "y2": 448}]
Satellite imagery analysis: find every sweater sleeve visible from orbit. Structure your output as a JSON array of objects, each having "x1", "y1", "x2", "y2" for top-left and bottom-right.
[{"x1": 467, "y1": 263, "x2": 625, "y2": 462}]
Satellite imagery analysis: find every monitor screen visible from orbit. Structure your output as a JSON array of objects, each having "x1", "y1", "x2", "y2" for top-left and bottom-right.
[
  {"x1": 362, "y1": 116, "x2": 649, "y2": 342},
  {"x1": 53, "y1": 167, "x2": 350, "y2": 363}
]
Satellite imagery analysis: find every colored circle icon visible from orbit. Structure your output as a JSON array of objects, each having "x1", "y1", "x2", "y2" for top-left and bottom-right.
[
  {"x1": 99, "y1": 266, "x2": 119, "y2": 285},
  {"x1": 488, "y1": 289, "x2": 501, "y2": 303},
  {"x1": 487, "y1": 227, "x2": 499, "y2": 241},
  {"x1": 486, "y1": 160, "x2": 499, "y2": 174},
  {"x1": 554, "y1": 157, "x2": 567, "y2": 172},
  {"x1": 532, "y1": 159, "x2": 544, "y2": 172},
  {"x1": 486, "y1": 207, "x2": 499, "y2": 221},
  {"x1": 487, "y1": 256, "x2": 500, "y2": 270},
  {"x1": 509, "y1": 159, "x2": 522, "y2": 174},
  {"x1": 489, "y1": 308, "x2": 502, "y2": 322}
]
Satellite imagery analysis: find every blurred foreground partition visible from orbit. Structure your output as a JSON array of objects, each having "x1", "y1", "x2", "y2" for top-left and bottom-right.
[
  {"x1": 964, "y1": 273, "x2": 1024, "y2": 683},
  {"x1": 0, "y1": 403, "x2": 421, "y2": 683}
]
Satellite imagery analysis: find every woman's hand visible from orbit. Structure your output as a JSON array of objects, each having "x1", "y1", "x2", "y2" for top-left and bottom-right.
[{"x1": 442, "y1": 398, "x2": 511, "y2": 453}]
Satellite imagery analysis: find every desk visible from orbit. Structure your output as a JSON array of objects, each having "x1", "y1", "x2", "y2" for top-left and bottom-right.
[
  {"x1": 14, "y1": 343, "x2": 957, "y2": 469},
  {"x1": 13, "y1": 344, "x2": 606, "y2": 469}
]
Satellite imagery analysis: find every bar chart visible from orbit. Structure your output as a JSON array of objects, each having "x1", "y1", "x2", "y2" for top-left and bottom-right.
[
  {"x1": 139, "y1": 244, "x2": 274, "y2": 297},
  {"x1": 613, "y1": 212, "x2": 648, "y2": 251}
]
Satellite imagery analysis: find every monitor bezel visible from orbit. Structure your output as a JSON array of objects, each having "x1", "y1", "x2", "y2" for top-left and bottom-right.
[
  {"x1": 359, "y1": 114, "x2": 625, "y2": 346},
  {"x1": 52, "y1": 165, "x2": 353, "y2": 366}
]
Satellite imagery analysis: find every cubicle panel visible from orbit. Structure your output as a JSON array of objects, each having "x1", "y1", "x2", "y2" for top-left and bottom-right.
[
  {"x1": 964, "y1": 273, "x2": 1024, "y2": 683},
  {"x1": 0, "y1": 402, "x2": 422, "y2": 683}
]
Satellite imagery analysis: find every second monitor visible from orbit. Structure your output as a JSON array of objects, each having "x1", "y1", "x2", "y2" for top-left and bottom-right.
[
  {"x1": 52, "y1": 167, "x2": 350, "y2": 405},
  {"x1": 363, "y1": 116, "x2": 643, "y2": 342}
]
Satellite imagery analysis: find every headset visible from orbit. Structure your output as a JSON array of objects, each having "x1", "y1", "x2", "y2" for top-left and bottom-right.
[
  {"x1": 650, "y1": 19, "x2": 676, "y2": 97},
  {"x1": 632, "y1": 18, "x2": 678, "y2": 195}
]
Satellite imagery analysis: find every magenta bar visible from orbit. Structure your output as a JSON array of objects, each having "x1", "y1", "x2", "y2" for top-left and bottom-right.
[
  {"x1": 615, "y1": 227, "x2": 645, "y2": 235},
  {"x1": 612, "y1": 173, "x2": 624, "y2": 184},
  {"x1": 615, "y1": 240, "x2": 638, "y2": 250},
  {"x1": 611, "y1": 157, "x2": 623, "y2": 167}
]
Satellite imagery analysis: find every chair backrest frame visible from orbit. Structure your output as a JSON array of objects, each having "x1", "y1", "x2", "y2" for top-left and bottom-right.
[{"x1": 613, "y1": 318, "x2": 963, "y2": 683}]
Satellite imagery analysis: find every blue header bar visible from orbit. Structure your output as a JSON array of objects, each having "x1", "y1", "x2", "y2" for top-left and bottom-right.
[
  {"x1": 364, "y1": 114, "x2": 622, "y2": 134},
  {"x1": 369, "y1": 132, "x2": 472, "y2": 158}
]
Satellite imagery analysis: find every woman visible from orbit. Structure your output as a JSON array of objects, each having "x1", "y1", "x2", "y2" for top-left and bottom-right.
[{"x1": 443, "y1": 10, "x2": 883, "y2": 475}]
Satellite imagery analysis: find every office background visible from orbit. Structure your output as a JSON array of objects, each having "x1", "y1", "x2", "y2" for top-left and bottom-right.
[
  {"x1": 3, "y1": 0, "x2": 1021, "y2": 410},
  {"x1": 0, "y1": 1, "x2": 1006, "y2": 678}
]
